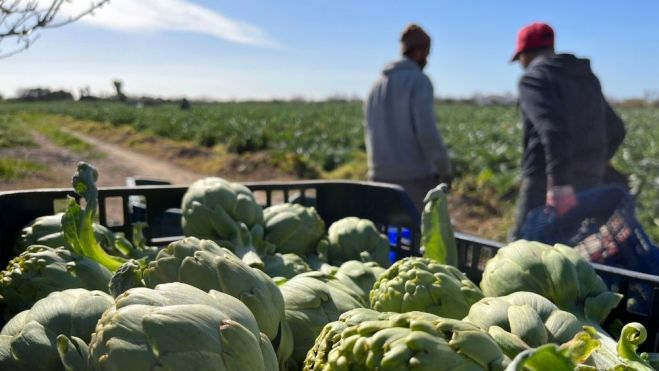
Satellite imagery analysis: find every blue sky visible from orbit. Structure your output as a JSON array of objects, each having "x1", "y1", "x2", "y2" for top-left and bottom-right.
[{"x1": 1, "y1": 0, "x2": 658, "y2": 100}]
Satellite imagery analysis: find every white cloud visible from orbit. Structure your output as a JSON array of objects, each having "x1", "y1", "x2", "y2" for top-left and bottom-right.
[{"x1": 59, "y1": 0, "x2": 278, "y2": 47}]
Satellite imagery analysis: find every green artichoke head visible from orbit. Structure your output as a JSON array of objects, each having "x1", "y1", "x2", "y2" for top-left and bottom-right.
[
  {"x1": 0, "y1": 289, "x2": 113, "y2": 371},
  {"x1": 280, "y1": 272, "x2": 365, "y2": 369},
  {"x1": 180, "y1": 177, "x2": 266, "y2": 267},
  {"x1": 328, "y1": 260, "x2": 385, "y2": 305},
  {"x1": 303, "y1": 308, "x2": 391, "y2": 371},
  {"x1": 370, "y1": 256, "x2": 483, "y2": 319},
  {"x1": 87, "y1": 282, "x2": 277, "y2": 371},
  {"x1": 464, "y1": 291, "x2": 584, "y2": 359},
  {"x1": 262, "y1": 252, "x2": 312, "y2": 279},
  {"x1": 181, "y1": 177, "x2": 263, "y2": 237},
  {"x1": 305, "y1": 310, "x2": 506, "y2": 371},
  {"x1": 480, "y1": 240, "x2": 623, "y2": 323},
  {"x1": 299, "y1": 270, "x2": 371, "y2": 308},
  {"x1": 263, "y1": 203, "x2": 326, "y2": 256},
  {"x1": 326, "y1": 217, "x2": 391, "y2": 267},
  {"x1": 142, "y1": 237, "x2": 286, "y2": 342},
  {"x1": 0, "y1": 245, "x2": 112, "y2": 318}
]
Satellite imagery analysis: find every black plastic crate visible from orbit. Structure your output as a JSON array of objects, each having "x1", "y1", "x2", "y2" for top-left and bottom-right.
[
  {"x1": 0, "y1": 181, "x2": 421, "y2": 262},
  {"x1": 0, "y1": 181, "x2": 657, "y2": 351}
]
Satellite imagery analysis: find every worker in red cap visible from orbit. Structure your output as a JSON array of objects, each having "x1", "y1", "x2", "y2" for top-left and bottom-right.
[{"x1": 509, "y1": 22, "x2": 627, "y2": 241}]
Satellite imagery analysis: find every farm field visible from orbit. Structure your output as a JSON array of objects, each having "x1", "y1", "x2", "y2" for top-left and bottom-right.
[{"x1": 0, "y1": 101, "x2": 657, "y2": 242}]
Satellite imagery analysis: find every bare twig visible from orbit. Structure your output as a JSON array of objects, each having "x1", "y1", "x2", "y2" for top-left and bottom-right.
[{"x1": 0, "y1": 0, "x2": 109, "y2": 57}]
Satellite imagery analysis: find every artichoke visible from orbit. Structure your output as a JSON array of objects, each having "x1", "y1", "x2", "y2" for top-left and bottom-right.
[
  {"x1": 81, "y1": 282, "x2": 278, "y2": 371},
  {"x1": 262, "y1": 252, "x2": 313, "y2": 279},
  {"x1": 0, "y1": 289, "x2": 113, "y2": 371},
  {"x1": 328, "y1": 260, "x2": 385, "y2": 305},
  {"x1": 304, "y1": 247, "x2": 336, "y2": 273},
  {"x1": 0, "y1": 245, "x2": 112, "y2": 317},
  {"x1": 465, "y1": 291, "x2": 652, "y2": 370},
  {"x1": 182, "y1": 177, "x2": 263, "y2": 229},
  {"x1": 181, "y1": 177, "x2": 266, "y2": 268},
  {"x1": 0, "y1": 162, "x2": 129, "y2": 318},
  {"x1": 326, "y1": 217, "x2": 391, "y2": 267},
  {"x1": 370, "y1": 256, "x2": 483, "y2": 319},
  {"x1": 263, "y1": 203, "x2": 326, "y2": 256},
  {"x1": 16, "y1": 213, "x2": 124, "y2": 255},
  {"x1": 505, "y1": 333, "x2": 600, "y2": 371},
  {"x1": 299, "y1": 270, "x2": 370, "y2": 308},
  {"x1": 280, "y1": 272, "x2": 365, "y2": 369},
  {"x1": 304, "y1": 309, "x2": 506, "y2": 370},
  {"x1": 480, "y1": 240, "x2": 622, "y2": 324},
  {"x1": 502, "y1": 322, "x2": 651, "y2": 371},
  {"x1": 303, "y1": 308, "x2": 392, "y2": 371},
  {"x1": 142, "y1": 237, "x2": 286, "y2": 343},
  {"x1": 464, "y1": 291, "x2": 583, "y2": 359}
]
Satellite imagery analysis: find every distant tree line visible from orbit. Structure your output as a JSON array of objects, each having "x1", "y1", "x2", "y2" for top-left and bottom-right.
[
  {"x1": 6, "y1": 84, "x2": 192, "y2": 110},
  {"x1": 12, "y1": 88, "x2": 73, "y2": 102},
  {"x1": 3, "y1": 86, "x2": 658, "y2": 109}
]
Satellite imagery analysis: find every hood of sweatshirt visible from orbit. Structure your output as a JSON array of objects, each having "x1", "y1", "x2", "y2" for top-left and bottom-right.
[
  {"x1": 382, "y1": 58, "x2": 422, "y2": 76},
  {"x1": 529, "y1": 53, "x2": 594, "y2": 78}
]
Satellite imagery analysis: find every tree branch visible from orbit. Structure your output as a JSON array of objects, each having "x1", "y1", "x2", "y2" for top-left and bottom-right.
[{"x1": 0, "y1": 0, "x2": 109, "y2": 58}]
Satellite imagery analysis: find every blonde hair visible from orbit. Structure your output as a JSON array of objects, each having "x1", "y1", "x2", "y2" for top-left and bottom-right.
[{"x1": 400, "y1": 24, "x2": 431, "y2": 55}]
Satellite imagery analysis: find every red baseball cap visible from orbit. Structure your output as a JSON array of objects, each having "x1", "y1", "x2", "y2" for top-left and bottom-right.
[{"x1": 511, "y1": 22, "x2": 554, "y2": 62}]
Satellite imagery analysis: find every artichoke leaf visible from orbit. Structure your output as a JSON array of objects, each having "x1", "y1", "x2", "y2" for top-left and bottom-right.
[{"x1": 421, "y1": 183, "x2": 458, "y2": 266}]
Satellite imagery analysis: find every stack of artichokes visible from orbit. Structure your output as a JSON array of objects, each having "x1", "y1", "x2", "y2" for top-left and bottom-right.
[{"x1": 0, "y1": 164, "x2": 655, "y2": 371}]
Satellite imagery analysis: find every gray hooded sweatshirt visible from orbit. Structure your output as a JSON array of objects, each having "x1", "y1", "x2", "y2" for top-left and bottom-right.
[{"x1": 364, "y1": 58, "x2": 450, "y2": 180}]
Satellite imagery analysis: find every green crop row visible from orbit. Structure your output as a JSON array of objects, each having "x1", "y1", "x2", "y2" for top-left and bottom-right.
[{"x1": 0, "y1": 101, "x2": 656, "y2": 241}]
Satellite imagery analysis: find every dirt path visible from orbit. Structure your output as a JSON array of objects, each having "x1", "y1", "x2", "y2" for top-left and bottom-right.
[
  {"x1": 61, "y1": 128, "x2": 204, "y2": 186},
  {"x1": 0, "y1": 131, "x2": 205, "y2": 192}
]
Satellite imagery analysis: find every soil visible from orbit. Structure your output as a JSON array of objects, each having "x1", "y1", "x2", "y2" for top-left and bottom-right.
[{"x1": 63, "y1": 130, "x2": 207, "y2": 186}]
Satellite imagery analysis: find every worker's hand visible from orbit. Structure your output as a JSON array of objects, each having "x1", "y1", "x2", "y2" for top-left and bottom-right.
[{"x1": 546, "y1": 185, "x2": 577, "y2": 216}]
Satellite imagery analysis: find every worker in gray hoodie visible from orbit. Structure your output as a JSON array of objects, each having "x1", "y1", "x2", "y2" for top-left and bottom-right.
[
  {"x1": 364, "y1": 23, "x2": 452, "y2": 211},
  {"x1": 509, "y1": 22, "x2": 626, "y2": 240}
]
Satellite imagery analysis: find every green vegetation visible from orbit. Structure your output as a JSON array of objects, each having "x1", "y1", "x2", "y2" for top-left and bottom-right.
[
  {"x1": 0, "y1": 158, "x2": 46, "y2": 180},
  {"x1": 0, "y1": 115, "x2": 35, "y2": 149},
  {"x1": 0, "y1": 112, "x2": 99, "y2": 182},
  {"x1": 614, "y1": 109, "x2": 659, "y2": 241},
  {"x1": 21, "y1": 113, "x2": 102, "y2": 158},
  {"x1": 0, "y1": 101, "x2": 656, "y2": 241},
  {"x1": 0, "y1": 101, "x2": 362, "y2": 177}
]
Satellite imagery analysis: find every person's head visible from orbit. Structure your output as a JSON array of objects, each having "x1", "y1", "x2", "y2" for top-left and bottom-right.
[
  {"x1": 401, "y1": 24, "x2": 431, "y2": 69},
  {"x1": 511, "y1": 22, "x2": 555, "y2": 69}
]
